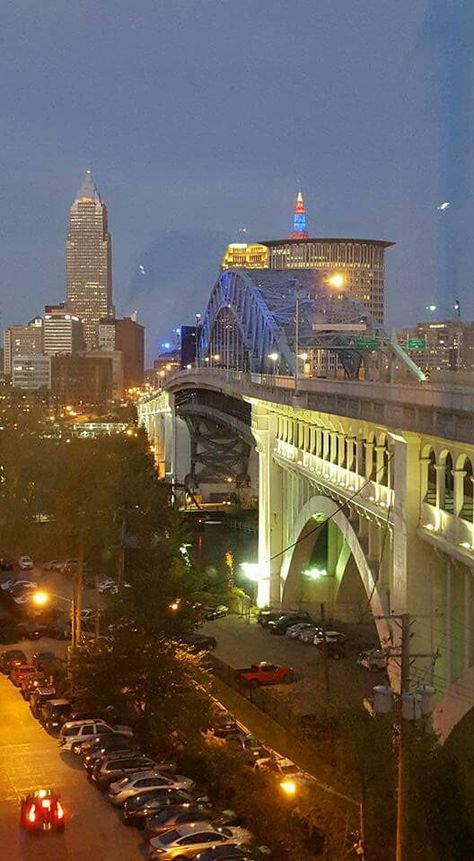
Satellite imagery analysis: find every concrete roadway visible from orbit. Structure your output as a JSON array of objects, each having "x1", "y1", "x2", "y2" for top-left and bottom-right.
[{"x1": 0, "y1": 643, "x2": 142, "y2": 861}]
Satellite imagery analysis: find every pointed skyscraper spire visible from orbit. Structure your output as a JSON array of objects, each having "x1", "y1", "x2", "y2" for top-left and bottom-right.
[
  {"x1": 75, "y1": 168, "x2": 101, "y2": 203},
  {"x1": 290, "y1": 189, "x2": 309, "y2": 239}
]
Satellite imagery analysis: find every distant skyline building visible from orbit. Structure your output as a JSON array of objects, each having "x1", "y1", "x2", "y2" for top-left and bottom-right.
[
  {"x1": 98, "y1": 316, "x2": 144, "y2": 388},
  {"x1": 66, "y1": 169, "x2": 113, "y2": 350},
  {"x1": 3, "y1": 317, "x2": 43, "y2": 376},
  {"x1": 12, "y1": 354, "x2": 51, "y2": 390},
  {"x1": 400, "y1": 319, "x2": 474, "y2": 374},
  {"x1": 220, "y1": 242, "x2": 268, "y2": 271},
  {"x1": 290, "y1": 190, "x2": 309, "y2": 239},
  {"x1": 43, "y1": 303, "x2": 84, "y2": 356}
]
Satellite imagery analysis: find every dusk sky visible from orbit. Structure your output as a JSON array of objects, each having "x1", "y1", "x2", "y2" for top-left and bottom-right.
[{"x1": 2, "y1": 1, "x2": 472, "y2": 361}]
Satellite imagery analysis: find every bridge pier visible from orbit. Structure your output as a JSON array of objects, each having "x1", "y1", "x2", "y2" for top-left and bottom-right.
[{"x1": 253, "y1": 405, "x2": 282, "y2": 608}]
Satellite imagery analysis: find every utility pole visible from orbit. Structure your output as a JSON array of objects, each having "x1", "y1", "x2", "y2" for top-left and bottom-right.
[
  {"x1": 117, "y1": 509, "x2": 126, "y2": 588},
  {"x1": 320, "y1": 602, "x2": 330, "y2": 700},
  {"x1": 295, "y1": 289, "x2": 300, "y2": 395},
  {"x1": 396, "y1": 612, "x2": 411, "y2": 861}
]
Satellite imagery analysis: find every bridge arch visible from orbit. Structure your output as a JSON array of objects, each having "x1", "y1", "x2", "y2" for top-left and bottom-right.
[{"x1": 279, "y1": 495, "x2": 390, "y2": 643}]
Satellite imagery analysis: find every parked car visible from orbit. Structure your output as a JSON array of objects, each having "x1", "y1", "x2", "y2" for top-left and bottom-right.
[
  {"x1": 0, "y1": 577, "x2": 17, "y2": 592},
  {"x1": 182, "y1": 633, "x2": 217, "y2": 652},
  {"x1": 144, "y1": 804, "x2": 215, "y2": 838},
  {"x1": 226, "y1": 734, "x2": 268, "y2": 763},
  {"x1": 357, "y1": 648, "x2": 388, "y2": 671},
  {"x1": 209, "y1": 716, "x2": 239, "y2": 739},
  {"x1": 195, "y1": 847, "x2": 272, "y2": 861},
  {"x1": 267, "y1": 612, "x2": 312, "y2": 635},
  {"x1": 42, "y1": 560, "x2": 61, "y2": 571},
  {"x1": 285, "y1": 622, "x2": 315, "y2": 640},
  {"x1": 60, "y1": 719, "x2": 132, "y2": 753},
  {"x1": 256, "y1": 610, "x2": 281, "y2": 628},
  {"x1": 21, "y1": 672, "x2": 46, "y2": 700},
  {"x1": 60, "y1": 559, "x2": 78, "y2": 575},
  {"x1": 93, "y1": 753, "x2": 157, "y2": 788},
  {"x1": 10, "y1": 663, "x2": 36, "y2": 687},
  {"x1": 40, "y1": 698, "x2": 73, "y2": 731},
  {"x1": 148, "y1": 823, "x2": 246, "y2": 860},
  {"x1": 299, "y1": 625, "x2": 322, "y2": 644},
  {"x1": 121, "y1": 788, "x2": 194, "y2": 827},
  {"x1": 0, "y1": 648, "x2": 27, "y2": 673},
  {"x1": 97, "y1": 577, "x2": 118, "y2": 594},
  {"x1": 313, "y1": 631, "x2": 347, "y2": 659},
  {"x1": 205, "y1": 605, "x2": 229, "y2": 621},
  {"x1": 4, "y1": 579, "x2": 35, "y2": 595},
  {"x1": 19, "y1": 555, "x2": 34, "y2": 570},
  {"x1": 30, "y1": 685, "x2": 57, "y2": 718},
  {"x1": 9, "y1": 582, "x2": 38, "y2": 607},
  {"x1": 236, "y1": 662, "x2": 295, "y2": 687},
  {"x1": 81, "y1": 736, "x2": 139, "y2": 772},
  {"x1": 32, "y1": 651, "x2": 59, "y2": 672},
  {"x1": 254, "y1": 755, "x2": 310, "y2": 786},
  {"x1": 109, "y1": 770, "x2": 194, "y2": 806}
]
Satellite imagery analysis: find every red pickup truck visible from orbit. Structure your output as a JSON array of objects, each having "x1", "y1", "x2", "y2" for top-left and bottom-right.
[{"x1": 236, "y1": 661, "x2": 295, "y2": 687}]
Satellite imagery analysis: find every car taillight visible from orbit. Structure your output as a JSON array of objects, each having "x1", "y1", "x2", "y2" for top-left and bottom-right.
[
  {"x1": 27, "y1": 805, "x2": 36, "y2": 823},
  {"x1": 56, "y1": 801, "x2": 64, "y2": 820}
]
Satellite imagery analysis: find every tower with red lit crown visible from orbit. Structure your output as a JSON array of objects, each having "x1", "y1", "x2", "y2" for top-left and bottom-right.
[{"x1": 290, "y1": 190, "x2": 309, "y2": 239}]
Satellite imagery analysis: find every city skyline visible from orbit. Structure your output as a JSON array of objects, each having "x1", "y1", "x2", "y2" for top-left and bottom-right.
[{"x1": 1, "y1": 1, "x2": 472, "y2": 363}]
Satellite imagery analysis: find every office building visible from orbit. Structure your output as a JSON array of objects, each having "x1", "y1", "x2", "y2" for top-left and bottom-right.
[
  {"x1": 98, "y1": 316, "x2": 144, "y2": 388},
  {"x1": 85, "y1": 349, "x2": 124, "y2": 399},
  {"x1": 3, "y1": 318, "x2": 43, "y2": 376},
  {"x1": 66, "y1": 169, "x2": 113, "y2": 349},
  {"x1": 290, "y1": 190, "x2": 309, "y2": 239},
  {"x1": 12, "y1": 355, "x2": 51, "y2": 390},
  {"x1": 400, "y1": 320, "x2": 474, "y2": 373},
  {"x1": 51, "y1": 354, "x2": 113, "y2": 408},
  {"x1": 220, "y1": 243, "x2": 268, "y2": 271},
  {"x1": 43, "y1": 304, "x2": 84, "y2": 356}
]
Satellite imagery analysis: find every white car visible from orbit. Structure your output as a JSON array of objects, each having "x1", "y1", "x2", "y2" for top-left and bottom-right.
[
  {"x1": 97, "y1": 577, "x2": 118, "y2": 594},
  {"x1": 357, "y1": 648, "x2": 388, "y2": 671},
  {"x1": 108, "y1": 770, "x2": 194, "y2": 806},
  {"x1": 254, "y1": 755, "x2": 310, "y2": 786},
  {"x1": 148, "y1": 823, "x2": 246, "y2": 860},
  {"x1": 1, "y1": 578, "x2": 17, "y2": 591},
  {"x1": 59, "y1": 719, "x2": 133, "y2": 753},
  {"x1": 9, "y1": 582, "x2": 38, "y2": 605},
  {"x1": 19, "y1": 556, "x2": 34, "y2": 570}
]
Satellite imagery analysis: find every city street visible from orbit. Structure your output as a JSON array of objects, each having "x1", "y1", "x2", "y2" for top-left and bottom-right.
[{"x1": 0, "y1": 645, "x2": 142, "y2": 861}]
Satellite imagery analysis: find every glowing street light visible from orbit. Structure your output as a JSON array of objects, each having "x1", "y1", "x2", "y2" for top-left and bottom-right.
[
  {"x1": 280, "y1": 779, "x2": 297, "y2": 797},
  {"x1": 240, "y1": 562, "x2": 261, "y2": 582},
  {"x1": 268, "y1": 352, "x2": 279, "y2": 361},
  {"x1": 31, "y1": 591, "x2": 49, "y2": 607},
  {"x1": 328, "y1": 273, "x2": 345, "y2": 288}
]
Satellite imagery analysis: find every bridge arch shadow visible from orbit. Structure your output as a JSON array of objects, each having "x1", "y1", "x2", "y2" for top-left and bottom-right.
[{"x1": 279, "y1": 495, "x2": 390, "y2": 642}]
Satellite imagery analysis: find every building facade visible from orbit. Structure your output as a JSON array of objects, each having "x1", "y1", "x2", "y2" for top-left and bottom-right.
[
  {"x1": 3, "y1": 318, "x2": 44, "y2": 376},
  {"x1": 51, "y1": 354, "x2": 113, "y2": 408},
  {"x1": 12, "y1": 355, "x2": 51, "y2": 390},
  {"x1": 400, "y1": 319, "x2": 474, "y2": 374},
  {"x1": 66, "y1": 170, "x2": 113, "y2": 349},
  {"x1": 98, "y1": 316, "x2": 144, "y2": 388},
  {"x1": 43, "y1": 304, "x2": 84, "y2": 356},
  {"x1": 261, "y1": 237, "x2": 392, "y2": 324},
  {"x1": 220, "y1": 243, "x2": 269, "y2": 271}
]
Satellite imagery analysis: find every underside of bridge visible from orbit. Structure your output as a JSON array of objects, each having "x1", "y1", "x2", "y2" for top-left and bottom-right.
[{"x1": 174, "y1": 388, "x2": 254, "y2": 492}]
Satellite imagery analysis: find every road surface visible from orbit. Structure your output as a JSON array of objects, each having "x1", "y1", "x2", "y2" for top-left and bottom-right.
[{"x1": 0, "y1": 651, "x2": 142, "y2": 861}]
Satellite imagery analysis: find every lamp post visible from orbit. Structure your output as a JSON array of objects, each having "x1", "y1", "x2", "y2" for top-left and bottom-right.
[{"x1": 195, "y1": 313, "x2": 201, "y2": 368}]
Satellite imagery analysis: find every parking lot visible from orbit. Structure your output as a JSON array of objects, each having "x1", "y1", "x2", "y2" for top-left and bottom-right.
[{"x1": 201, "y1": 615, "x2": 385, "y2": 715}]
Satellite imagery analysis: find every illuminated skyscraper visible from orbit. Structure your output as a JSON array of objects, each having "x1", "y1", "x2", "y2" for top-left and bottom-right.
[
  {"x1": 290, "y1": 190, "x2": 309, "y2": 239},
  {"x1": 66, "y1": 170, "x2": 112, "y2": 349}
]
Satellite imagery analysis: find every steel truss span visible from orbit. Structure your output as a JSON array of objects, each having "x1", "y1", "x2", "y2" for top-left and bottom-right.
[{"x1": 198, "y1": 268, "x2": 421, "y2": 379}]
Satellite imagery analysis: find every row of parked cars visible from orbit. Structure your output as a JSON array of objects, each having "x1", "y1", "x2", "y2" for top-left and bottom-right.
[
  {"x1": 1, "y1": 647, "x2": 273, "y2": 860},
  {"x1": 257, "y1": 610, "x2": 388, "y2": 670}
]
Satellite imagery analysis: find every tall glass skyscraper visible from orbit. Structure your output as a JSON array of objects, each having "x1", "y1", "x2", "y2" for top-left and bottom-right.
[{"x1": 66, "y1": 170, "x2": 112, "y2": 349}]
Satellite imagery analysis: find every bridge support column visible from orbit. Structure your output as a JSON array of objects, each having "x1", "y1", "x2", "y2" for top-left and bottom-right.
[{"x1": 253, "y1": 406, "x2": 283, "y2": 608}]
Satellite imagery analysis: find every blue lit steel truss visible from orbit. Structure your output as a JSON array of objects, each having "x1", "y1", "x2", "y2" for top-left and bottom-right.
[{"x1": 198, "y1": 268, "x2": 423, "y2": 379}]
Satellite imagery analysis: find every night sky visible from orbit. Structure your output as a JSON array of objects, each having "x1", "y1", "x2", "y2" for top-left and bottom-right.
[{"x1": 1, "y1": 1, "x2": 473, "y2": 361}]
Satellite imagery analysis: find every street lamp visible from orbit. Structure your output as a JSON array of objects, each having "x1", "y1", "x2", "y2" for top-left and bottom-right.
[
  {"x1": 280, "y1": 779, "x2": 297, "y2": 797},
  {"x1": 267, "y1": 352, "x2": 279, "y2": 375},
  {"x1": 328, "y1": 273, "x2": 345, "y2": 289}
]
